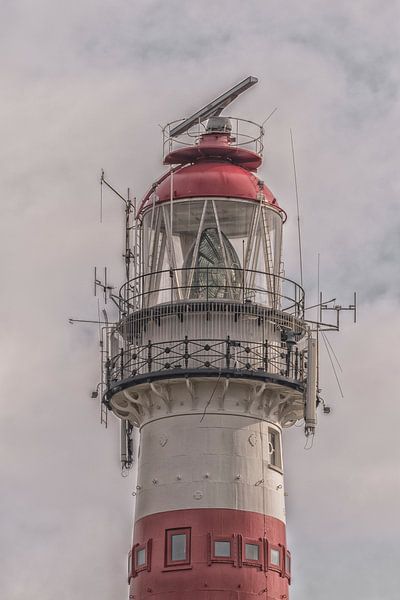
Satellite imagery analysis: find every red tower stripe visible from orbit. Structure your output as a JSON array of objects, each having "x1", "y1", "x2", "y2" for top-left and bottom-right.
[{"x1": 129, "y1": 508, "x2": 290, "y2": 599}]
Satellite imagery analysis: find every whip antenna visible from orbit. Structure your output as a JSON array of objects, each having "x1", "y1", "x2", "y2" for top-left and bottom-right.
[{"x1": 290, "y1": 129, "x2": 304, "y2": 288}]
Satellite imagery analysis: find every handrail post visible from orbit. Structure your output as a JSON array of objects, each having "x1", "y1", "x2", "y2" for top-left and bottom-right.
[
  {"x1": 226, "y1": 336, "x2": 231, "y2": 368},
  {"x1": 286, "y1": 343, "x2": 291, "y2": 377},
  {"x1": 169, "y1": 268, "x2": 173, "y2": 305},
  {"x1": 264, "y1": 340, "x2": 269, "y2": 372},
  {"x1": 147, "y1": 340, "x2": 152, "y2": 373},
  {"x1": 184, "y1": 335, "x2": 189, "y2": 368},
  {"x1": 120, "y1": 348, "x2": 124, "y2": 379}
]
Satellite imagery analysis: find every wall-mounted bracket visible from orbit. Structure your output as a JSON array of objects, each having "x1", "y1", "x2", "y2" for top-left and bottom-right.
[{"x1": 319, "y1": 291, "x2": 357, "y2": 331}]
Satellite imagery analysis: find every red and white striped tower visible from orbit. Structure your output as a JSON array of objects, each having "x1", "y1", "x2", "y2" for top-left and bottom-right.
[{"x1": 103, "y1": 79, "x2": 318, "y2": 599}]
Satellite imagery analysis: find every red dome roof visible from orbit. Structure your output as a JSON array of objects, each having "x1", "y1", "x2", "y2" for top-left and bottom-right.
[{"x1": 138, "y1": 160, "x2": 284, "y2": 217}]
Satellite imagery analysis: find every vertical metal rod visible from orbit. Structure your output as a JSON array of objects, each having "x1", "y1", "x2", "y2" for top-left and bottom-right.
[
  {"x1": 100, "y1": 170, "x2": 104, "y2": 223},
  {"x1": 170, "y1": 168, "x2": 174, "y2": 269},
  {"x1": 354, "y1": 291, "x2": 357, "y2": 323},
  {"x1": 316, "y1": 253, "x2": 321, "y2": 392},
  {"x1": 120, "y1": 347, "x2": 124, "y2": 379},
  {"x1": 290, "y1": 129, "x2": 304, "y2": 287},
  {"x1": 211, "y1": 200, "x2": 233, "y2": 294},
  {"x1": 147, "y1": 340, "x2": 152, "y2": 373},
  {"x1": 226, "y1": 336, "x2": 231, "y2": 368},
  {"x1": 125, "y1": 188, "x2": 130, "y2": 283},
  {"x1": 186, "y1": 200, "x2": 208, "y2": 297},
  {"x1": 184, "y1": 335, "x2": 189, "y2": 368}
]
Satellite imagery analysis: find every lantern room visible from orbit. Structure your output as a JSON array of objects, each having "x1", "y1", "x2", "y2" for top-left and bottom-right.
[{"x1": 137, "y1": 117, "x2": 286, "y2": 310}]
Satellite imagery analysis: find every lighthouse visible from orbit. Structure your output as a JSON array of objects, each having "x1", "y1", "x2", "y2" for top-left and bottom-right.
[{"x1": 101, "y1": 77, "x2": 321, "y2": 599}]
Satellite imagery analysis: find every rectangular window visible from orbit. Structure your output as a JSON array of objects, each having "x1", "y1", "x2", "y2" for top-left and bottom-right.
[
  {"x1": 136, "y1": 547, "x2": 146, "y2": 567},
  {"x1": 214, "y1": 540, "x2": 231, "y2": 558},
  {"x1": 268, "y1": 428, "x2": 282, "y2": 470},
  {"x1": 130, "y1": 540, "x2": 152, "y2": 577},
  {"x1": 165, "y1": 528, "x2": 191, "y2": 567},
  {"x1": 134, "y1": 543, "x2": 148, "y2": 574},
  {"x1": 245, "y1": 543, "x2": 259, "y2": 561},
  {"x1": 208, "y1": 534, "x2": 236, "y2": 565},
  {"x1": 285, "y1": 551, "x2": 291, "y2": 576},
  {"x1": 241, "y1": 537, "x2": 263, "y2": 568},
  {"x1": 131, "y1": 539, "x2": 152, "y2": 577},
  {"x1": 269, "y1": 546, "x2": 281, "y2": 571},
  {"x1": 171, "y1": 534, "x2": 186, "y2": 561}
]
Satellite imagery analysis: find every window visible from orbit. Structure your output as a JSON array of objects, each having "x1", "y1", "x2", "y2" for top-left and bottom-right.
[
  {"x1": 245, "y1": 543, "x2": 259, "y2": 561},
  {"x1": 134, "y1": 543, "x2": 148, "y2": 574},
  {"x1": 208, "y1": 534, "x2": 236, "y2": 565},
  {"x1": 136, "y1": 547, "x2": 146, "y2": 567},
  {"x1": 214, "y1": 540, "x2": 231, "y2": 557},
  {"x1": 269, "y1": 546, "x2": 281, "y2": 571},
  {"x1": 165, "y1": 528, "x2": 191, "y2": 567},
  {"x1": 171, "y1": 534, "x2": 186, "y2": 561},
  {"x1": 285, "y1": 551, "x2": 291, "y2": 577},
  {"x1": 241, "y1": 537, "x2": 263, "y2": 568},
  {"x1": 268, "y1": 428, "x2": 282, "y2": 470},
  {"x1": 131, "y1": 539, "x2": 152, "y2": 577}
]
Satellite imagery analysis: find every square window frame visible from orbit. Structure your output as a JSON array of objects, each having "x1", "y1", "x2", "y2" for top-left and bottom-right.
[
  {"x1": 240, "y1": 536, "x2": 263, "y2": 569},
  {"x1": 131, "y1": 539, "x2": 152, "y2": 578},
  {"x1": 136, "y1": 546, "x2": 147, "y2": 568},
  {"x1": 268, "y1": 543, "x2": 283, "y2": 573},
  {"x1": 165, "y1": 528, "x2": 191, "y2": 568},
  {"x1": 208, "y1": 533, "x2": 237, "y2": 566}
]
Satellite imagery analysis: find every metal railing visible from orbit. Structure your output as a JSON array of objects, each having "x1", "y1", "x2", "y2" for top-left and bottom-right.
[
  {"x1": 162, "y1": 116, "x2": 264, "y2": 159},
  {"x1": 119, "y1": 267, "x2": 304, "y2": 318},
  {"x1": 106, "y1": 336, "x2": 307, "y2": 386}
]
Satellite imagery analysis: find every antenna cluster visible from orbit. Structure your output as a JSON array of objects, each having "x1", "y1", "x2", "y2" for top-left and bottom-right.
[{"x1": 69, "y1": 170, "x2": 139, "y2": 471}]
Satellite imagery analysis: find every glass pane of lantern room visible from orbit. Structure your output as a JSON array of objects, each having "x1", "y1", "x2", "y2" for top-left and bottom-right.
[{"x1": 142, "y1": 198, "x2": 283, "y2": 306}]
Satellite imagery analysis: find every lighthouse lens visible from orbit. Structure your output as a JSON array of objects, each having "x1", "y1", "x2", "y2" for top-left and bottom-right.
[{"x1": 183, "y1": 227, "x2": 242, "y2": 300}]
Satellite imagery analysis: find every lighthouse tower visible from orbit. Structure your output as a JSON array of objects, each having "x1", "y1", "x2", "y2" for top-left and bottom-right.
[{"x1": 102, "y1": 77, "x2": 318, "y2": 600}]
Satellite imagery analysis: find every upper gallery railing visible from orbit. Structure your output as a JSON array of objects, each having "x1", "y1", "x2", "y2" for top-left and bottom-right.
[
  {"x1": 118, "y1": 267, "x2": 304, "y2": 319},
  {"x1": 162, "y1": 117, "x2": 264, "y2": 159}
]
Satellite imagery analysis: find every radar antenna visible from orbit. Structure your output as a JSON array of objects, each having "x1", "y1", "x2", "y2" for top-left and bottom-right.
[{"x1": 169, "y1": 75, "x2": 258, "y2": 138}]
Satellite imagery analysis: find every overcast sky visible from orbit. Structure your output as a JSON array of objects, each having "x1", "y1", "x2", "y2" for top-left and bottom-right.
[{"x1": 1, "y1": 1, "x2": 399, "y2": 599}]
